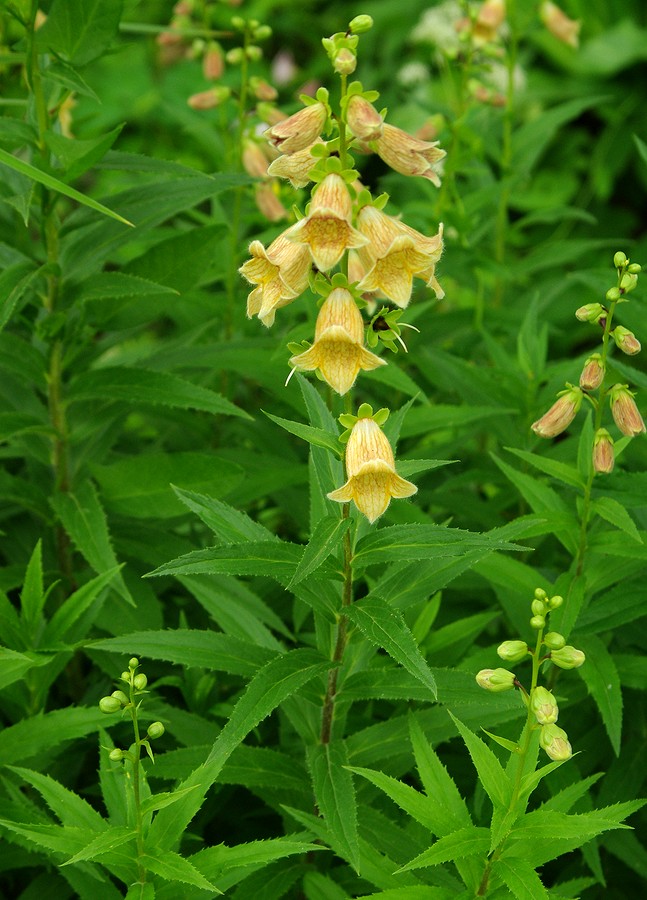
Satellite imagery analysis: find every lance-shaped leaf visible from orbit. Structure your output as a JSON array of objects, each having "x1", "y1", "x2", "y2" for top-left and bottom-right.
[
  {"x1": 264, "y1": 410, "x2": 342, "y2": 456},
  {"x1": 450, "y1": 714, "x2": 511, "y2": 810},
  {"x1": 308, "y1": 740, "x2": 360, "y2": 873},
  {"x1": 396, "y1": 826, "x2": 490, "y2": 872},
  {"x1": 290, "y1": 515, "x2": 350, "y2": 586},
  {"x1": 146, "y1": 541, "x2": 303, "y2": 581}
]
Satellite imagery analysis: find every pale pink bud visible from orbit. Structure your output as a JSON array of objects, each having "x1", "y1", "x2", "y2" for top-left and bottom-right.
[
  {"x1": 187, "y1": 86, "x2": 230, "y2": 109},
  {"x1": 592, "y1": 428, "x2": 614, "y2": 474},
  {"x1": 609, "y1": 384, "x2": 646, "y2": 437},
  {"x1": 579, "y1": 354, "x2": 605, "y2": 391},
  {"x1": 202, "y1": 42, "x2": 224, "y2": 80},
  {"x1": 254, "y1": 184, "x2": 288, "y2": 222},
  {"x1": 612, "y1": 325, "x2": 641, "y2": 356},
  {"x1": 242, "y1": 140, "x2": 270, "y2": 178},
  {"x1": 531, "y1": 387, "x2": 583, "y2": 438}
]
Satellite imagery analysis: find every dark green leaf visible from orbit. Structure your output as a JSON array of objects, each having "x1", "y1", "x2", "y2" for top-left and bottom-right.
[
  {"x1": 290, "y1": 515, "x2": 350, "y2": 586},
  {"x1": 308, "y1": 741, "x2": 360, "y2": 872},
  {"x1": 36, "y1": 0, "x2": 124, "y2": 66}
]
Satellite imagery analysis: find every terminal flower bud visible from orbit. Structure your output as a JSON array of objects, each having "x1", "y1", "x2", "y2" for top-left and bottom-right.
[
  {"x1": 327, "y1": 416, "x2": 417, "y2": 522},
  {"x1": 475, "y1": 668, "x2": 516, "y2": 692},
  {"x1": 496, "y1": 641, "x2": 529, "y2": 663},
  {"x1": 550, "y1": 645, "x2": 586, "y2": 669},
  {"x1": 539, "y1": 724, "x2": 572, "y2": 761},
  {"x1": 543, "y1": 632, "x2": 565, "y2": 651},
  {"x1": 372, "y1": 123, "x2": 445, "y2": 186},
  {"x1": 628, "y1": 263, "x2": 642, "y2": 274},
  {"x1": 579, "y1": 353, "x2": 605, "y2": 391},
  {"x1": 593, "y1": 428, "x2": 614, "y2": 474},
  {"x1": 609, "y1": 384, "x2": 646, "y2": 437},
  {"x1": 99, "y1": 696, "x2": 122, "y2": 714},
  {"x1": 531, "y1": 386, "x2": 582, "y2": 438},
  {"x1": 540, "y1": 1, "x2": 580, "y2": 48},
  {"x1": 531, "y1": 686, "x2": 559, "y2": 725},
  {"x1": 612, "y1": 326, "x2": 641, "y2": 356},
  {"x1": 614, "y1": 251, "x2": 628, "y2": 268},
  {"x1": 349, "y1": 15, "x2": 374, "y2": 34},
  {"x1": 129, "y1": 658, "x2": 139, "y2": 669},
  {"x1": 534, "y1": 588, "x2": 547, "y2": 601},
  {"x1": 575, "y1": 303, "x2": 605, "y2": 323},
  {"x1": 289, "y1": 287, "x2": 386, "y2": 394},
  {"x1": 265, "y1": 101, "x2": 327, "y2": 154},
  {"x1": 333, "y1": 47, "x2": 357, "y2": 75}
]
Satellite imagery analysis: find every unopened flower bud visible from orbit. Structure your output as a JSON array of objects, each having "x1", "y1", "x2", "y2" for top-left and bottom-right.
[
  {"x1": 613, "y1": 326, "x2": 641, "y2": 356},
  {"x1": 121, "y1": 671, "x2": 131, "y2": 682},
  {"x1": 531, "y1": 386, "x2": 582, "y2": 438},
  {"x1": 543, "y1": 632, "x2": 565, "y2": 651},
  {"x1": 579, "y1": 353, "x2": 605, "y2": 391},
  {"x1": 539, "y1": 723, "x2": 572, "y2": 761},
  {"x1": 133, "y1": 673, "x2": 148, "y2": 690},
  {"x1": 349, "y1": 15, "x2": 374, "y2": 34},
  {"x1": 226, "y1": 47, "x2": 245, "y2": 65},
  {"x1": 497, "y1": 640, "x2": 529, "y2": 663},
  {"x1": 593, "y1": 428, "x2": 614, "y2": 474},
  {"x1": 609, "y1": 384, "x2": 646, "y2": 437},
  {"x1": 111, "y1": 690, "x2": 129, "y2": 706},
  {"x1": 575, "y1": 303, "x2": 606, "y2": 323},
  {"x1": 614, "y1": 251, "x2": 627, "y2": 268},
  {"x1": 242, "y1": 139, "x2": 269, "y2": 178},
  {"x1": 548, "y1": 594, "x2": 563, "y2": 609},
  {"x1": 531, "y1": 686, "x2": 559, "y2": 725},
  {"x1": 606, "y1": 287, "x2": 621, "y2": 302},
  {"x1": 246, "y1": 45, "x2": 263, "y2": 62},
  {"x1": 250, "y1": 77, "x2": 278, "y2": 101},
  {"x1": 346, "y1": 94, "x2": 384, "y2": 141},
  {"x1": 475, "y1": 668, "x2": 516, "y2": 692},
  {"x1": 534, "y1": 588, "x2": 547, "y2": 601},
  {"x1": 202, "y1": 42, "x2": 224, "y2": 80},
  {"x1": 109, "y1": 748, "x2": 124, "y2": 761},
  {"x1": 531, "y1": 599, "x2": 546, "y2": 617},
  {"x1": 628, "y1": 263, "x2": 641, "y2": 274},
  {"x1": 530, "y1": 615, "x2": 545, "y2": 630},
  {"x1": 147, "y1": 721, "x2": 165, "y2": 739},
  {"x1": 99, "y1": 696, "x2": 122, "y2": 714},
  {"x1": 129, "y1": 658, "x2": 139, "y2": 669},
  {"x1": 230, "y1": 16, "x2": 245, "y2": 29},
  {"x1": 550, "y1": 645, "x2": 586, "y2": 669},
  {"x1": 334, "y1": 47, "x2": 357, "y2": 75},
  {"x1": 620, "y1": 272, "x2": 638, "y2": 293},
  {"x1": 254, "y1": 24, "x2": 272, "y2": 41},
  {"x1": 188, "y1": 86, "x2": 231, "y2": 109}
]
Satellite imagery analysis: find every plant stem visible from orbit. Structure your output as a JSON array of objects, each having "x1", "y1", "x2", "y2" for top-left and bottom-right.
[{"x1": 128, "y1": 683, "x2": 147, "y2": 884}]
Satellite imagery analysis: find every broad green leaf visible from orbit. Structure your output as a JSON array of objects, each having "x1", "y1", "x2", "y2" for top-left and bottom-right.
[
  {"x1": 308, "y1": 741, "x2": 360, "y2": 872},
  {"x1": 396, "y1": 826, "x2": 490, "y2": 872},
  {"x1": 482, "y1": 730, "x2": 519, "y2": 754},
  {"x1": 0, "y1": 261, "x2": 42, "y2": 334},
  {"x1": 373, "y1": 550, "x2": 493, "y2": 608},
  {"x1": 173, "y1": 488, "x2": 277, "y2": 544},
  {"x1": 575, "y1": 581, "x2": 647, "y2": 635},
  {"x1": 450, "y1": 714, "x2": 511, "y2": 809},
  {"x1": 36, "y1": 0, "x2": 124, "y2": 66},
  {"x1": 125, "y1": 884, "x2": 155, "y2": 900},
  {"x1": 50, "y1": 480, "x2": 133, "y2": 605},
  {"x1": 146, "y1": 541, "x2": 302, "y2": 580},
  {"x1": 576, "y1": 635, "x2": 623, "y2": 755},
  {"x1": 506, "y1": 447, "x2": 584, "y2": 490},
  {"x1": 400, "y1": 404, "x2": 506, "y2": 439},
  {"x1": 8, "y1": 766, "x2": 106, "y2": 831},
  {"x1": 41, "y1": 567, "x2": 122, "y2": 645},
  {"x1": 0, "y1": 147, "x2": 132, "y2": 225},
  {"x1": 91, "y1": 630, "x2": 275, "y2": 677},
  {"x1": 148, "y1": 649, "x2": 330, "y2": 850},
  {"x1": 591, "y1": 496, "x2": 642, "y2": 543},
  {"x1": 141, "y1": 847, "x2": 220, "y2": 893},
  {"x1": 19, "y1": 540, "x2": 44, "y2": 636},
  {"x1": 0, "y1": 821, "x2": 90, "y2": 857},
  {"x1": 345, "y1": 596, "x2": 436, "y2": 696},
  {"x1": 123, "y1": 223, "x2": 226, "y2": 293},
  {"x1": 62, "y1": 827, "x2": 135, "y2": 866},
  {"x1": 68, "y1": 367, "x2": 250, "y2": 419},
  {"x1": 0, "y1": 648, "x2": 53, "y2": 690},
  {"x1": 0, "y1": 707, "x2": 109, "y2": 766},
  {"x1": 348, "y1": 765, "x2": 439, "y2": 833},
  {"x1": 290, "y1": 515, "x2": 350, "y2": 586},
  {"x1": 264, "y1": 410, "x2": 342, "y2": 456},
  {"x1": 495, "y1": 857, "x2": 547, "y2": 899},
  {"x1": 45, "y1": 125, "x2": 124, "y2": 180},
  {"x1": 353, "y1": 524, "x2": 522, "y2": 568}
]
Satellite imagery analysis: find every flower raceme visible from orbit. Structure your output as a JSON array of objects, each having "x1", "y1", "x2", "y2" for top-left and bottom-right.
[
  {"x1": 327, "y1": 416, "x2": 417, "y2": 522},
  {"x1": 289, "y1": 287, "x2": 385, "y2": 395},
  {"x1": 239, "y1": 232, "x2": 312, "y2": 327}
]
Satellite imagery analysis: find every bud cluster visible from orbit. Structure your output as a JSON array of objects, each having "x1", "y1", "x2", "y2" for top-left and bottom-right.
[
  {"x1": 99, "y1": 658, "x2": 165, "y2": 764},
  {"x1": 532, "y1": 252, "x2": 644, "y2": 475},
  {"x1": 476, "y1": 587, "x2": 585, "y2": 763}
]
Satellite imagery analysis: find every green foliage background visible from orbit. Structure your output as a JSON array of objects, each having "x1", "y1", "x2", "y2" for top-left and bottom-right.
[{"x1": 0, "y1": 0, "x2": 646, "y2": 897}]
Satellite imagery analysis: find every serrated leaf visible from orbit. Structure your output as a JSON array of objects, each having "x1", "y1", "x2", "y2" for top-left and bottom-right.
[
  {"x1": 139, "y1": 786, "x2": 200, "y2": 818},
  {"x1": 396, "y1": 825, "x2": 490, "y2": 872},
  {"x1": 50, "y1": 480, "x2": 133, "y2": 605},
  {"x1": 345, "y1": 596, "x2": 436, "y2": 697},
  {"x1": 36, "y1": 0, "x2": 124, "y2": 66},
  {"x1": 0, "y1": 648, "x2": 53, "y2": 690},
  {"x1": 45, "y1": 125, "x2": 124, "y2": 181},
  {"x1": 264, "y1": 410, "x2": 342, "y2": 456},
  {"x1": 148, "y1": 649, "x2": 330, "y2": 851},
  {"x1": 576, "y1": 635, "x2": 623, "y2": 755},
  {"x1": 19, "y1": 540, "x2": 44, "y2": 636},
  {"x1": 42, "y1": 567, "x2": 122, "y2": 645},
  {"x1": 290, "y1": 515, "x2": 350, "y2": 586},
  {"x1": 495, "y1": 857, "x2": 548, "y2": 899},
  {"x1": 450, "y1": 714, "x2": 511, "y2": 809},
  {"x1": 0, "y1": 261, "x2": 42, "y2": 333},
  {"x1": 506, "y1": 447, "x2": 584, "y2": 490},
  {"x1": 0, "y1": 147, "x2": 132, "y2": 225},
  {"x1": 0, "y1": 707, "x2": 108, "y2": 766},
  {"x1": 146, "y1": 541, "x2": 302, "y2": 580},
  {"x1": 308, "y1": 741, "x2": 360, "y2": 872},
  {"x1": 353, "y1": 524, "x2": 522, "y2": 568},
  {"x1": 77, "y1": 272, "x2": 179, "y2": 302},
  {"x1": 62, "y1": 826, "x2": 135, "y2": 865},
  {"x1": 141, "y1": 847, "x2": 220, "y2": 893},
  {"x1": 482, "y1": 730, "x2": 519, "y2": 754},
  {"x1": 592, "y1": 496, "x2": 642, "y2": 543},
  {"x1": 409, "y1": 716, "x2": 472, "y2": 834},
  {"x1": 90, "y1": 630, "x2": 275, "y2": 677},
  {"x1": 8, "y1": 766, "x2": 106, "y2": 831},
  {"x1": 173, "y1": 488, "x2": 277, "y2": 544},
  {"x1": 396, "y1": 459, "x2": 455, "y2": 477},
  {"x1": 348, "y1": 764, "x2": 439, "y2": 833},
  {"x1": 68, "y1": 367, "x2": 250, "y2": 419}
]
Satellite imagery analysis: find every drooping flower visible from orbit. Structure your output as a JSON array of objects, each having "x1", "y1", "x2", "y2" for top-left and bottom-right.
[
  {"x1": 283, "y1": 173, "x2": 368, "y2": 271},
  {"x1": 540, "y1": 1, "x2": 580, "y2": 48},
  {"x1": 531, "y1": 386, "x2": 583, "y2": 438},
  {"x1": 592, "y1": 428, "x2": 614, "y2": 474},
  {"x1": 290, "y1": 287, "x2": 386, "y2": 394},
  {"x1": 239, "y1": 233, "x2": 311, "y2": 327},
  {"x1": 539, "y1": 724, "x2": 572, "y2": 761},
  {"x1": 371, "y1": 123, "x2": 445, "y2": 185},
  {"x1": 355, "y1": 205, "x2": 444, "y2": 306},
  {"x1": 345, "y1": 95, "x2": 384, "y2": 142},
  {"x1": 264, "y1": 101, "x2": 327, "y2": 154},
  {"x1": 327, "y1": 417, "x2": 417, "y2": 522},
  {"x1": 267, "y1": 139, "x2": 323, "y2": 188},
  {"x1": 612, "y1": 325, "x2": 641, "y2": 356},
  {"x1": 609, "y1": 384, "x2": 646, "y2": 437},
  {"x1": 579, "y1": 353, "x2": 605, "y2": 391}
]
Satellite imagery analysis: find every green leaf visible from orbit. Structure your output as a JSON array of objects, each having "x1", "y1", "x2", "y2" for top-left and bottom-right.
[
  {"x1": 42, "y1": 567, "x2": 122, "y2": 645},
  {"x1": 68, "y1": 367, "x2": 250, "y2": 419},
  {"x1": 36, "y1": 0, "x2": 124, "y2": 66},
  {"x1": 8, "y1": 766, "x2": 106, "y2": 831},
  {"x1": 50, "y1": 480, "x2": 133, "y2": 605},
  {"x1": 396, "y1": 826, "x2": 490, "y2": 872},
  {"x1": 348, "y1": 764, "x2": 439, "y2": 833},
  {"x1": 0, "y1": 706, "x2": 108, "y2": 766},
  {"x1": 188, "y1": 837, "x2": 324, "y2": 888},
  {"x1": 506, "y1": 447, "x2": 584, "y2": 490},
  {"x1": 45, "y1": 125, "x2": 124, "y2": 180},
  {"x1": 139, "y1": 786, "x2": 200, "y2": 818},
  {"x1": 494, "y1": 857, "x2": 548, "y2": 899},
  {"x1": 148, "y1": 649, "x2": 330, "y2": 851},
  {"x1": 450, "y1": 714, "x2": 511, "y2": 809},
  {"x1": 61, "y1": 826, "x2": 135, "y2": 865},
  {"x1": 125, "y1": 884, "x2": 155, "y2": 900},
  {"x1": 141, "y1": 847, "x2": 220, "y2": 893},
  {"x1": 576, "y1": 635, "x2": 623, "y2": 755},
  {"x1": 264, "y1": 410, "x2": 342, "y2": 456},
  {"x1": 591, "y1": 496, "x2": 642, "y2": 543},
  {"x1": 344, "y1": 596, "x2": 436, "y2": 697},
  {"x1": 290, "y1": 515, "x2": 350, "y2": 586},
  {"x1": 308, "y1": 741, "x2": 360, "y2": 873},
  {"x1": 0, "y1": 262, "x2": 42, "y2": 334},
  {"x1": 353, "y1": 524, "x2": 522, "y2": 568},
  {"x1": 90, "y1": 630, "x2": 275, "y2": 677},
  {"x1": 146, "y1": 541, "x2": 303, "y2": 581},
  {"x1": 0, "y1": 147, "x2": 132, "y2": 226},
  {"x1": 76, "y1": 271, "x2": 179, "y2": 302},
  {"x1": 173, "y1": 488, "x2": 277, "y2": 544},
  {"x1": 482, "y1": 730, "x2": 519, "y2": 754},
  {"x1": 19, "y1": 540, "x2": 44, "y2": 636},
  {"x1": 123, "y1": 223, "x2": 226, "y2": 293},
  {"x1": 396, "y1": 459, "x2": 455, "y2": 478},
  {"x1": 0, "y1": 648, "x2": 53, "y2": 690}
]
